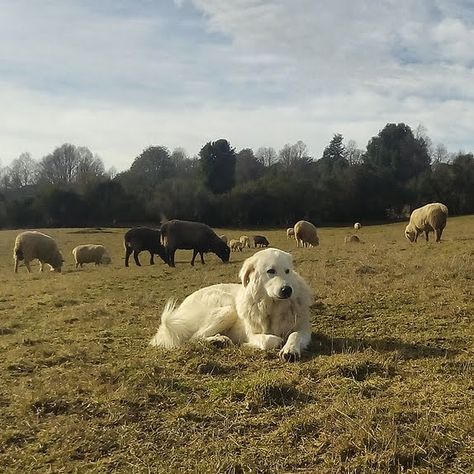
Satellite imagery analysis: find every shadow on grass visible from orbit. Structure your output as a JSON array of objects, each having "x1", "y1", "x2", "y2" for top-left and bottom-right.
[{"x1": 304, "y1": 331, "x2": 459, "y2": 360}]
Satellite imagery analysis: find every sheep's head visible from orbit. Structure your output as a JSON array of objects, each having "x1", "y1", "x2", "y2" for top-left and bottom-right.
[
  {"x1": 101, "y1": 253, "x2": 112, "y2": 265},
  {"x1": 405, "y1": 224, "x2": 416, "y2": 242},
  {"x1": 214, "y1": 239, "x2": 231, "y2": 263}
]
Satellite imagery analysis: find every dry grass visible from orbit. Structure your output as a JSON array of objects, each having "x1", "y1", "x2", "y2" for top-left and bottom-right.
[{"x1": 0, "y1": 218, "x2": 473, "y2": 473}]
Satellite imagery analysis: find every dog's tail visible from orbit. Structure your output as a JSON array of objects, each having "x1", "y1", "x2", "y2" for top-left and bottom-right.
[{"x1": 149, "y1": 299, "x2": 193, "y2": 348}]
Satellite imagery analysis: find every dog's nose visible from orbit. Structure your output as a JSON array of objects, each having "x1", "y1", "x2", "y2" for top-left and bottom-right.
[{"x1": 279, "y1": 285, "x2": 292, "y2": 299}]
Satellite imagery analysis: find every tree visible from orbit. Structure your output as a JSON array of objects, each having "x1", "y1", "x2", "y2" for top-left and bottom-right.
[
  {"x1": 235, "y1": 148, "x2": 264, "y2": 184},
  {"x1": 39, "y1": 144, "x2": 79, "y2": 185},
  {"x1": 322, "y1": 134, "x2": 346, "y2": 162},
  {"x1": 364, "y1": 123, "x2": 431, "y2": 184},
  {"x1": 344, "y1": 139, "x2": 364, "y2": 165},
  {"x1": 255, "y1": 147, "x2": 277, "y2": 167},
  {"x1": 75, "y1": 147, "x2": 105, "y2": 187},
  {"x1": 199, "y1": 139, "x2": 236, "y2": 194},
  {"x1": 8, "y1": 152, "x2": 39, "y2": 188},
  {"x1": 278, "y1": 141, "x2": 312, "y2": 170}
]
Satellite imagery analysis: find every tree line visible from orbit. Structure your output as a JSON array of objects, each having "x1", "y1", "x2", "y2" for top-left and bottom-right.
[{"x1": 0, "y1": 122, "x2": 473, "y2": 229}]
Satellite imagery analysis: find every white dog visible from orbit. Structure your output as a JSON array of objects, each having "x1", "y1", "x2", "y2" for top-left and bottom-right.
[{"x1": 150, "y1": 248, "x2": 313, "y2": 361}]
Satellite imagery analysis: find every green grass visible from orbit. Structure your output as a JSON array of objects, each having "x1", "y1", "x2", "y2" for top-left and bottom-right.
[{"x1": 0, "y1": 218, "x2": 473, "y2": 473}]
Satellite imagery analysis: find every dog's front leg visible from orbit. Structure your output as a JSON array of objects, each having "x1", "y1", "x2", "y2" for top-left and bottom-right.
[
  {"x1": 279, "y1": 316, "x2": 311, "y2": 362},
  {"x1": 245, "y1": 333, "x2": 283, "y2": 350}
]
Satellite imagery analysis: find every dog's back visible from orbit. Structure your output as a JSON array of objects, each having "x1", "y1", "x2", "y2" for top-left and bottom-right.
[{"x1": 150, "y1": 283, "x2": 241, "y2": 348}]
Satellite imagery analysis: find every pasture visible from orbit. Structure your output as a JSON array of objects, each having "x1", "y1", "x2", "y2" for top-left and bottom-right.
[{"x1": 0, "y1": 217, "x2": 473, "y2": 473}]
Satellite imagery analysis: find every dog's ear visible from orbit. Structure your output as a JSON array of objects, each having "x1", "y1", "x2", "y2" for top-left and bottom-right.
[{"x1": 239, "y1": 259, "x2": 255, "y2": 287}]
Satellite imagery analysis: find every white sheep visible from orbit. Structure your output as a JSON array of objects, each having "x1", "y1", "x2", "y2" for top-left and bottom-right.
[
  {"x1": 13, "y1": 231, "x2": 64, "y2": 273},
  {"x1": 229, "y1": 239, "x2": 243, "y2": 251},
  {"x1": 294, "y1": 220, "x2": 320, "y2": 248},
  {"x1": 239, "y1": 235, "x2": 250, "y2": 248},
  {"x1": 354, "y1": 222, "x2": 361, "y2": 231},
  {"x1": 405, "y1": 202, "x2": 448, "y2": 243},
  {"x1": 286, "y1": 227, "x2": 295, "y2": 239},
  {"x1": 72, "y1": 244, "x2": 112, "y2": 268},
  {"x1": 219, "y1": 234, "x2": 228, "y2": 244}
]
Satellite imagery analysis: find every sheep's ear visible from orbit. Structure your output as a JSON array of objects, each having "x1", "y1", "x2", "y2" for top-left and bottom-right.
[{"x1": 239, "y1": 259, "x2": 255, "y2": 287}]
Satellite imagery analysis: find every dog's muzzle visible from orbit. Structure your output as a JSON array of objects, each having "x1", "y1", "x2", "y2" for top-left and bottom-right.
[{"x1": 279, "y1": 285, "x2": 292, "y2": 299}]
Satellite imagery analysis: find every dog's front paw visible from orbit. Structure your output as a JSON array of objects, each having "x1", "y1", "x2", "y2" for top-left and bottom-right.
[
  {"x1": 279, "y1": 345, "x2": 301, "y2": 362},
  {"x1": 205, "y1": 334, "x2": 233, "y2": 348}
]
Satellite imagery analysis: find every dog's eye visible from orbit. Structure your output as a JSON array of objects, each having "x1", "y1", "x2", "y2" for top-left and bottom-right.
[
  {"x1": 285, "y1": 269, "x2": 290, "y2": 274},
  {"x1": 267, "y1": 269, "x2": 276, "y2": 275}
]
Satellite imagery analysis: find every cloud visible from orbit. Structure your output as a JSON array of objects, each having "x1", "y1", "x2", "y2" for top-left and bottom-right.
[{"x1": 0, "y1": 0, "x2": 473, "y2": 169}]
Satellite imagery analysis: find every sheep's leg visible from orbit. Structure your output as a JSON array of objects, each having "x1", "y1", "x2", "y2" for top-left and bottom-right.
[
  {"x1": 133, "y1": 250, "x2": 141, "y2": 266},
  {"x1": 200, "y1": 252, "x2": 205, "y2": 264},
  {"x1": 24, "y1": 260, "x2": 32, "y2": 273},
  {"x1": 191, "y1": 249, "x2": 197, "y2": 266},
  {"x1": 149, "y1": 252, "x2": 155, "y2": 265},
  {"x1": 14, "y1": 258, "x2": 19, "y2": 273},
  {"x1": 425, "y1": 230, "x2": 429, "y2": 242},
  {"x1": 436, "y1": 228, "x2": 443, "y2": 242},
  {"x1": 39, "y1": 261, "x2": 44, "y2": 272},
  {"x1": 124, "y1": 247, "x2": 132, "y2": 267}
]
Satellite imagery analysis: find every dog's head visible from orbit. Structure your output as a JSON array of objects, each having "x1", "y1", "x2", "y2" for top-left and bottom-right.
[{"x1": 239, "y1": 248, "x2": 300, "y2": 300}]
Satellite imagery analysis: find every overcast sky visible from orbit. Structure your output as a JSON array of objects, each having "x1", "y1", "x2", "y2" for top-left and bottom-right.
[{"x1": 1, "y1": 0, "x2": 474, "y2": 170}]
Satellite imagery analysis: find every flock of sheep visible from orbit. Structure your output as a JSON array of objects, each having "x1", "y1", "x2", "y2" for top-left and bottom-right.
[{"x1": 11, "y1": 202, "x2": 448, "y2": 274}]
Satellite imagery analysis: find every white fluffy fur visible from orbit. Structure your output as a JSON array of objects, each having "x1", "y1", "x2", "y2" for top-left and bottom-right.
[{"x1": 150, "y1": 248, "x2": 313, "y2": 361}]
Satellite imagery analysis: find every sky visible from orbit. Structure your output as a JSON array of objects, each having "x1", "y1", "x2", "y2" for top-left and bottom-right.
[{"x1": 1, "y1": 0, "x2": 474, "y2": 170}]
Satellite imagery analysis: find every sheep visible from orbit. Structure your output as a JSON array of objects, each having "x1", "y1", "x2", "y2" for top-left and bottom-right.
[
  {"x1": 13, "y1": 231, "x2": 64, "y2": 273},
  {"x1": 229, "y1": 239, "x2": 243, "y2": 251},
  {"x1": 219, "y1": 234, "x2": 228, "y2": 244},
  {"x1": 354, "y1": 222, "x2": 362, "y2": 231},
  {"x1": 72, "y1": 244, "x2": 111, "y2": 268},
  {"x1": 287, "y1": 227, "x2": 295, "y2": 239},
  {"x1": 239, "y1": 235, "x2": 250, "y2": 248},
  {"x1": 405, "y1": 202, "x2": 448, "y2": 243},
  {"x1": 253, "y1": 235, "x2": 270, "y2": 248},
  {"x1": 344, "y1": 234, "x2": 361, "y2": 244},
  {"x1": 160, "y1": 219, "x2": 231, "y2": 267},
  {"x1": 124, "y1": 227, "x2": 168, "y2": 267},
  {"x1": 294, "y1": 220, "x2": 319, "y2": 248}
]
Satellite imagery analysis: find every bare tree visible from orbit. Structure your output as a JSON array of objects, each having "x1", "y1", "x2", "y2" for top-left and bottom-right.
[
  {"x1": 7, "y1": 152, "x2": 39, "y2": 187},
  {"x1": 432, "y1": 143, "x2": 449, "y2": 164},
  {"x1": 344, "y1": 139, "x2": 364, "y2": 165},
  {"x1": 38, "y1": 144, "x2": 105, "y2": 186},
  {"x1": 255, "y1": 146, "x2": 277, "y2": 167},
  {"x1": 278, "y1": 141, "x2": 311, "y2": 169}
]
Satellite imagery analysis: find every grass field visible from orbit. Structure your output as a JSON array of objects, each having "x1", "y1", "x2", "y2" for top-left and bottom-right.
[{"x1": 0, "y1": 217, "x2": 473, "y2": 473}]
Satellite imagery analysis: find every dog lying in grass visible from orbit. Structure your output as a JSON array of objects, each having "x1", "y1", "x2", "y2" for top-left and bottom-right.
[{"x1": 150, "y1": 248, "x2": 313, "y2": 361}]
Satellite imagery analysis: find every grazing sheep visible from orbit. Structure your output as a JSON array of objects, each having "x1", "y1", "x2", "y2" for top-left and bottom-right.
[
  {"x1": 294, "y1": 220, "x2": 319, "y2": 248},
  {"x1": 219, "y1": 234, "x2": 228, "y2": 244},
  {"x1": 405, "y1": 202, "x2": 448, "y2": 243},
  {"x1": 72, "y1": 244, "x2": 111, "y2": 268},
  {"x1": 239, "y1": 235, "x2": 250, "y2": 248},
  {"x1": 287, "y1": 228, "x2": 295, "y2": 239},
  {"x1": 160, "y1": 219, "x2": 230, "y2": 267},
  {"x1": 13, "y1": 231, "x2": 64, "y2": 273},
  {"x1": 253, "y1": 235, "x2": 270, "y2": 248},
  {"x1": 354, "y1": 222, "x2": 362, "y2": 231},
  {"x1": 124, "y1": 227, "x2": 168, "y2": 267},
  {"x1": 344, "y1": 234, "x2": 361, "y2": 244},
  {"x1": 229, "y1": 239, "x2": 243, "y2": 251}
]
